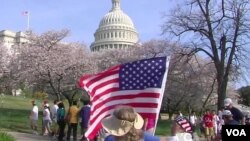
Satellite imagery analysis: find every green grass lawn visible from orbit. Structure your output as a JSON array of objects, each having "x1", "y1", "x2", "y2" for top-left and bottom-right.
[
  {"x1": 0, "y1": 95, "x2": 31, "y2": 110},
  {"x1": 0, "y1": 95, "x2": 171, "y2": 136},
  {"x1": 0, "y1": 95, "x2": 50, "y2": 133},
  {"x1": 155, "y1": 119, "x2": 171, "y2": 136}
]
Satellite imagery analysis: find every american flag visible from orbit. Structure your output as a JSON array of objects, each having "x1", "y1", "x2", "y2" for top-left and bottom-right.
[
  {"x1": 175, "y1": 116, "x2": 193, "y2": 133},
  {"x1": 22, "y1": 11, "x2": 29, "y2": 16},
  {"x1": 78, "y1": 57, "x2": 170, "y2": 139}
]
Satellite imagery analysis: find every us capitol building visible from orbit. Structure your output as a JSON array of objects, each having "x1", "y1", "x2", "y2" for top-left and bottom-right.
[
  {"x1": 90, "y1": 0, "x2": 139, "y2": 51},
  {"x1": 0, "y1": 0, "x2": 138, "y2": 52}
]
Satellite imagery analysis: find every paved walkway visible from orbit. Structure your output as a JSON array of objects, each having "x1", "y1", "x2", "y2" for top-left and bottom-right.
[{"x1": 8, "y1": 132, "x2": 53, "y2": 141}]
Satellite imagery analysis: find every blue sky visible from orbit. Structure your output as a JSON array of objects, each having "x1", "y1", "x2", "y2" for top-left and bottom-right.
[
  {"x1": 0, "y1": 0, "x2": 173, "y2": 46},
  {"x1": 1, "y1": 0, "x2": 248, "y2": 88}
]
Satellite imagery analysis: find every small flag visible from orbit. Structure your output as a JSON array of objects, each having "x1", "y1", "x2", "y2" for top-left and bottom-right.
[
  {"x1": 175, "y1": 116, "x2": 193, "y2": 133},
  {"x1": 22, "y1": 11, "x2": 29, "y2": 16},
  {"x1": 78, "y1": 56, "x2": 170, "y2": 140}
]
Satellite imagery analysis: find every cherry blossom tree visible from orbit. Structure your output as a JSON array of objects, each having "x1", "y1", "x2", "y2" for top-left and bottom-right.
[
  {"x1": 10, "y1": 29, "x2": 90, "y2": 102},
  {"x1": 0, "y1": 42, "x2": 7, "y2": 75},
  {"x1": 0, "y1": 41, "x2": 11, "y2": 93}
]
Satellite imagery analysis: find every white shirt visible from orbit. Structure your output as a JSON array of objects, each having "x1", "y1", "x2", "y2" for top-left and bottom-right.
[
  {"x1": 190, "y1": 115, "x2": 197, "y2": 125},
  {"x1": 51, "y1": 104, "x2": 58, "y2": 120},
  {"x1": 43, "y1": 108, "x2": 51, "y2": 121},
  {"x1": 213, "y1": 114, "x2": 219, "y2": 126},
  {"x1": 31, "y1": 105, "x2": 38, "y2": 120}
]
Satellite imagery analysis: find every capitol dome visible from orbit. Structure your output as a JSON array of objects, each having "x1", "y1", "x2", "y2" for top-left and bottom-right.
[{"x1": 90, "y1": 0, "x2": 139, "y2": 51}]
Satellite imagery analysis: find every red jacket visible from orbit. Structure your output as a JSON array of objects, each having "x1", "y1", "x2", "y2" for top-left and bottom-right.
[{"x1": 203, "y1": 113, "x2": 214, "y2": 128}]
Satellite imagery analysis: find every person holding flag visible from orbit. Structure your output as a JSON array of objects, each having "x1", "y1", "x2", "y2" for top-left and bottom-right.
[
  {"x1": 167, "y1": 115, "x2": 194, "y2": 141},
  {"x1": 78, "y1": 56, "x2": 170, "y2": 140},
  {"x1": 101, "y1": 105, "x2": 196, "y2": 141},
  {"x1": 101, "y1": 105, "x2": 160, "y2": 141}
]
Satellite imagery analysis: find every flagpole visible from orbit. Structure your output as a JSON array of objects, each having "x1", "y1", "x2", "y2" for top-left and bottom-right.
[
  {"x1": 27, "y1": 11, "x2": 30, "y2": 31},
  {"x1": 152, "y1": 56, "x2": 171, "y2": 135}
]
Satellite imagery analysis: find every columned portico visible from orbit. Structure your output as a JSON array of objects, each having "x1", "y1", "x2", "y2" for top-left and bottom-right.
[{"x1": 90, "y1": 0, "x2": 139, "y2": 52}]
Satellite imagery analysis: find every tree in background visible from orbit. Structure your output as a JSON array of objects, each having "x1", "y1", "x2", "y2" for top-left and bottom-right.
[
  {"x1": 0, "y1": 42, "x2": 7, "y2": 75},
  {"x1": 9, "y1": 29, "x2": 89, "y2": 103},
  {"x1": 131, "y1": 40, "x2": 217, "y2": 116},
  {"x1": 238, "y1": 86, "x2": 250, "y2": 106},
  {"x1": 165, "y1": 54, "x2": 218, "y2": 118},
  {"x1": 0, "y1": 41, "x2": 10, "y2": 93},
  {"x1": 162, "y1": 0, "x2": 250, "y2": 110}
]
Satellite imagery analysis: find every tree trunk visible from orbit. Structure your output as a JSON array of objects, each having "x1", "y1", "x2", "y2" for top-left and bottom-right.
[
  {"x1": 202, "y1": 78, "x2": 216, "y2": 110},
  {"x1": 158, "y1": 112, "x2": 162, "y2": 120},
  {"x1": 217, "y1": 76, "x2": 228, "y2": 111},
  {"x1": 56, "y1": 93, "x2": 61, "y2": 101},
  {"x1": 169, "y1": 113, "x2": 174, "y2": 120}
]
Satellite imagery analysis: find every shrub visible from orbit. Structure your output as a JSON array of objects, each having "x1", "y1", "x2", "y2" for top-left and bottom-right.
[
  {"x1": 0, "y1": 132, "x2": 16, "y2": 141},
  {"x1": 33, "y1": 91, "x2": 48, "y2": 100}
]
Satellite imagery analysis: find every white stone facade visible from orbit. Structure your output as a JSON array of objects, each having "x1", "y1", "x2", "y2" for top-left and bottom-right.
[
  {"x1": 0, "y1": 30, "x2": 28, "y2": 54},
  {"x1": 90, "y1": 0, "x2": 139, "y2": 51}
]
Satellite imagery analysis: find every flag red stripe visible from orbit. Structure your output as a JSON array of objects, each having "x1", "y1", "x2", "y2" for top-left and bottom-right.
[
  {"x1": 92, "y1": 92, "x2": 159, "y2": 112},
  {"x1": 182, "y1": 123, "x2": 190, "y2": 128},
  {"x1": 89, "y1": 103, "x2": 158, "y2": 124},
  {"x1": 91, "y1": 87, "x2": 120, "y2": 101},
  {"x1": 179, "y1": 120, "x2": 188, "y2": 124},
  {"x1": 88, "y1": 122, "x2": 102, "y2": 140},
  {"x1": 78, "y1": 74, "x2": 94, "y2": 88},
  {"x1": 91, "y1": 78, "x2": 119, "y2": 95},
  {"x1": 91, "y1": 87, "x2": 118, "y2": 102},
  {"x1": 101, "y1": 65, "x2": 120, "y2": 73},
  {"x1": 90, "y1": 80, "x2": 160, "y2": 102},
  {"x1": 90, "y1": 99, "x2": 159, "y2": 124},
  {"x1": 91, "y1": 101, "x2": 159, "y2": 122},
  {"x1": 83, "y1": 65, "x2": 120, "y2": 82},
  {"x1": 140, "y1": 113, "x2": 157, "y2": 119},
  {"x1": 86, "y1": 70, "x2": 119, "y2": 87},
  {"x1": 91, "y1": 85, "x2": 119, "y2": 101},
  {"x1": 91, "y1": 93, "x2": 160, "y2": 112}
]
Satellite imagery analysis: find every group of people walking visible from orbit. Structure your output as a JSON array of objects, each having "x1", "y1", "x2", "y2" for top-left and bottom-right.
[
  {"x1": 195, "y1": 98, "x2": 247, "y2": 141},
  {"x1": 173, "y1": 97, "x2": 249, "y2": 141},
  {"x1": 29, "y1": 97, "x2": 249, "y2": 141},
  {"x1": 29, "y1": 100, "x2": 192, "y2": 141},
  {"x1": 29, "y1": 99, "x2": 91, "y2": 141}
]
